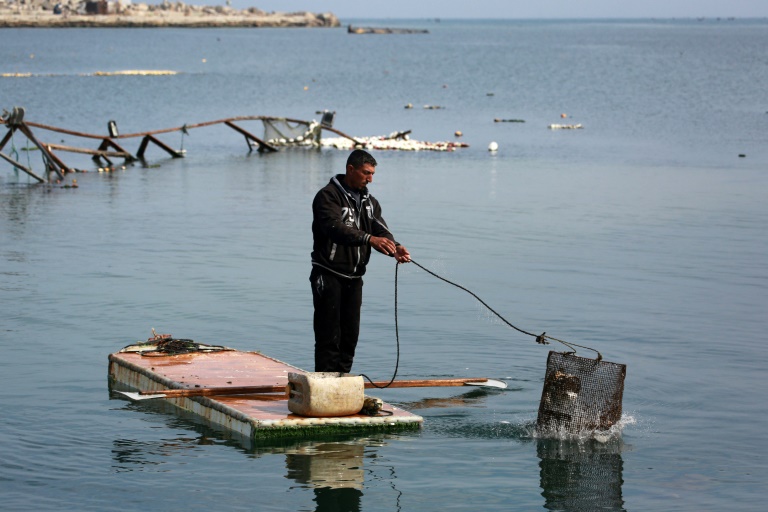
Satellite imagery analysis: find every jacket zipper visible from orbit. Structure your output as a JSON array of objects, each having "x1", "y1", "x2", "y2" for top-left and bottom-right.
[{"x1": 331, "y1": 177, "x2": 370, "y2": 275}]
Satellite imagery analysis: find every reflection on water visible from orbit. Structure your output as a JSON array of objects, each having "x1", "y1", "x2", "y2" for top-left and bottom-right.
[
  {"x1": 282, "y1": 438, "x2": 406, "y2": 512},
  {"x1": 285, "y1": 442, "x2": 366, "y2": 512},
  {"x1": 537, "y1": 438, "x2": 626, "y2": 512},
  {"x1": 111, "y1": 395, "x2": 631, "y2": 512},
  {"x1": 111, "y1": 435, "x2": 219, "y2": 471},
  {"x1": 110, "y1": 401, "x2": 405, "y2": 510},
  {"x1": 311, "y1": 487, "x2": 364, "y2": 512},
  {"x1": 396, "y1": 387, "x2": 501, "y2": 410},
  {"x1": 285, "y1": 442, "x2": 364, "y2": 490},
  {"x1": 111, "y1": 429, "x2": 401, "y2": 511}
]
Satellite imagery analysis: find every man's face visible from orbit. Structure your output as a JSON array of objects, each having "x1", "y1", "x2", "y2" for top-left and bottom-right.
[{"x1": 345, "y1": 163, "x2": 375, "y2": 190}]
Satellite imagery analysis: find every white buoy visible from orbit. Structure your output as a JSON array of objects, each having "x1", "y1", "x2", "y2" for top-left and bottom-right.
[{"x1": 488, "y1": 141, "x2": 499, "y2": 152}]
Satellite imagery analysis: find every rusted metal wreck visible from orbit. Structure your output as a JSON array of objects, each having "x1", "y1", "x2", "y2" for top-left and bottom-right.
[
  {"x1": 1, "y1": 107, "x2": 467, "y2": 184},
  {"x1": 0, "y1": 107, "x2": 358, "y2": 183}
]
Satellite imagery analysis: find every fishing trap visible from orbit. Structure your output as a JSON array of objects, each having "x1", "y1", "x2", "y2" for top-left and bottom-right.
[{"x1": 536, "y1": 351, "x2": 626, "y2": 435}]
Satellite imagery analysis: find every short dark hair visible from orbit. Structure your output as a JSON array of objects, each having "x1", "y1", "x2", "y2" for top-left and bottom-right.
[{"x1": 346, "y1": 149, "x2": 377, "y2": 169}]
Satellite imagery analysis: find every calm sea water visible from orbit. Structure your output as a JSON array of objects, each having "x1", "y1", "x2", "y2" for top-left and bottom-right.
[{"x1": 2, "y1": 19, "x2": 767, "y2": 511}]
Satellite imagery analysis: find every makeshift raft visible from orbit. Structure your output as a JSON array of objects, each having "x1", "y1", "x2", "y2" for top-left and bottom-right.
[{"x1": 108, "y1": 340, "x2": 424, "y2": 440}]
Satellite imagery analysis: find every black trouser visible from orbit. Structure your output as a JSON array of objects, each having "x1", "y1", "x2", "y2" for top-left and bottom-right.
[{"x1": 310, "y1": 267, "x2": 363, "y2": 373}]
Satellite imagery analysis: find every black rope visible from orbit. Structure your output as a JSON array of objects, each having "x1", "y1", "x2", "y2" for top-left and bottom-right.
[
  {"x1": 121, "y1": 338, "x2": 232, "y2": 356},
  {"x1": 360, "y1": 257, "x2": 602, "y2": 388},
  {"x1": 408, "y1": 258, "x2": 602, "y2": 360},
  {"x1": 411, "y1": 259, "x2": 539, "y2": 338},
  {"x1": 360, "y1": 263, "x2": 401, "y2": 389}
]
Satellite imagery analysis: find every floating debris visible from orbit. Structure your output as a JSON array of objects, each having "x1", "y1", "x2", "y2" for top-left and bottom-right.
[
  {"x1": 548, "y1": 124, "x2": 583, "y2": 130},
  {"x1": 90, "y1": 70, "x2": 178, "y2": 76},
  {"x1": 494, "y1": 118, "x2": 525, "y2": 123},
  {"x1": 385, "y1": 130, "x2": 412, "y2": 140},
  {"x1": 2, "y1": 70, "x2": 178, "y2": 78},
  {"x1": 423, "y1": 105, "x2": 444, "y2": 110},
  {"x1": 322, "y1": 135, "x2": 468, "y2": 152},
  {"x1": 348, "y1": 25, "x2": 428, "y2": 34}
]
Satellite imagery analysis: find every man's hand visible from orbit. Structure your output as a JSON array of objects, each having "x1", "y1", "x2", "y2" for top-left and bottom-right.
[
  {"x1": 370, "y1": 236, "x2": 397, "y2": 256},
  {"x1": 393, "y1": 244, "x2": 411, "y2": 263},
  {"x1": 370, "y1": 237, "x2": 411, "y2": 263}
]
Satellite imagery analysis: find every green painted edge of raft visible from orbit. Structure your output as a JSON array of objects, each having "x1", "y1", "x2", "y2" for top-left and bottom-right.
[{"x1": 246, "y1": 420, "x2": 421, "y2": 440}]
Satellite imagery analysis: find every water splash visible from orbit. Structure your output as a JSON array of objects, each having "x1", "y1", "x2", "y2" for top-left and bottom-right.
[{"x1": 533, "y1": 413, "x2": 636, "y2": 443}]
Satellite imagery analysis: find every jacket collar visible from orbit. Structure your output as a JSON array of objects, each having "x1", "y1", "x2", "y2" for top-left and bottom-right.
[{"x1": 332, "y1": 174, "x2": 369, "y2": 199}]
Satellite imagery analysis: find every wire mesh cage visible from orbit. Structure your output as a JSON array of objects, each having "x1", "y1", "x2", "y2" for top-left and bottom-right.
[{"x1": 536, "y1": 351, "x2": 626, "y2": 435}]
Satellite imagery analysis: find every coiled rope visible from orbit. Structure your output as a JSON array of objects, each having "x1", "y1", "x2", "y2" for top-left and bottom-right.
[{"x1": 361, "y1": 259, "x2": 602, "y2": 389}]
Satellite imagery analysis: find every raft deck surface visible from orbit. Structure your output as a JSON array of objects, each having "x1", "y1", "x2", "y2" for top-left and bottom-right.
[{"x1": 108, "y1": 347, "x2": 423, "y2": 439}]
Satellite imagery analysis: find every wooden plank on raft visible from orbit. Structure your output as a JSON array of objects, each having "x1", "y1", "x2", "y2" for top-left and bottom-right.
[{"x1": 135, "y1": 377, "x2": 496, "y2": 398}]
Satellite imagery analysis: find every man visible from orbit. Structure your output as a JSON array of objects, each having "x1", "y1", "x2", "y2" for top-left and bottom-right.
[{"x1": 310, "y1": 149, "x2": 410, "y2": 373}]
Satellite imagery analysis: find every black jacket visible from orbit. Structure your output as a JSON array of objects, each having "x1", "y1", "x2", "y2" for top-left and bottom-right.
[{"x1": 311, "y1": 174, "x2": 396, "y2": 278}]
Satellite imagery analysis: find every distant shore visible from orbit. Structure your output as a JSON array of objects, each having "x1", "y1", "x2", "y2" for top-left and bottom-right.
[{"x1": 0, "y1": 1, "x2": 340, "y2": 28}]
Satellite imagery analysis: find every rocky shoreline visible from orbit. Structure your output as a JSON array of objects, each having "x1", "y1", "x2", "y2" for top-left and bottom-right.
[{"x1": 0, "y1": 0, "x2": 340, "y2": 28}]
